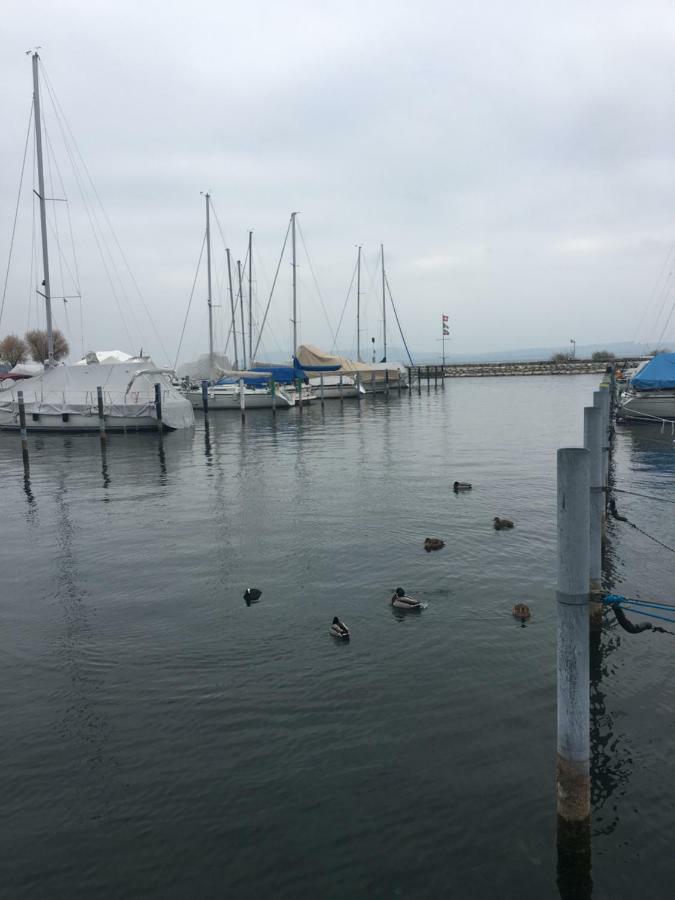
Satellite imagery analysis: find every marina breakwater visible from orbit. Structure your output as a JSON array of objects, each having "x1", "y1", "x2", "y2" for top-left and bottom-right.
[{"x1": 409, "y1": 357, "x2": 645, "y2": 379}]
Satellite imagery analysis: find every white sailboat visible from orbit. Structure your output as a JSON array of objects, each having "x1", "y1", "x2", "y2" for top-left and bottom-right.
[
  {"x1": 0, "y1": 53, "x2": 193, "y2": 433},
  {"x1": 186, "y1": 197, "x2": 295, "y2": 410}
]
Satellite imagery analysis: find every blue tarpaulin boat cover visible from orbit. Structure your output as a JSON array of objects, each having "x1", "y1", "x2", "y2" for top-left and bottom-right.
[{"x1": 630, "y1": 353, "x2": 675, "y2": 391}]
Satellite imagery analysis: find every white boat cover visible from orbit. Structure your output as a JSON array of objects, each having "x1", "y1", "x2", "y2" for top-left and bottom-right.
[
  {"x1": 9, "y1": 361, "x2": 44, "y2": 377},
  {"x1": 0, "y1": 358, "x2": 194, "y2": 430},
  {"x1": 296, "y1": 344, "x2": 407, "y2": 379},
  {"x1": 74, "y1": 349, "x2": 133, "y2": 365}
]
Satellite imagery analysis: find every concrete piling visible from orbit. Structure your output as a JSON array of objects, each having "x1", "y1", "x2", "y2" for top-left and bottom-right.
[
  {"x1": 320, "y1": 374, "x2": 325, "y2": 410},
  {"x1": 201, "y1": 380, "x2": 209, "y2": 414},
  {"x1": 556, "y1": 447, "x2": 591, "y2": 826},
  {"x1": 583, "y1": 406, "x2": 603, "y2": 629}
]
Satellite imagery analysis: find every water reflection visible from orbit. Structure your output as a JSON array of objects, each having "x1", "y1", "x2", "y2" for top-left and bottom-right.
[{"x1": 99, "y1": 440, "x2": 111, "y2": 490}]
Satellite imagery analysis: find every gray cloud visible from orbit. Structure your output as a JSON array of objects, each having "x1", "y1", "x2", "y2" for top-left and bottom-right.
[{"x1": 2, "y1": 0, "x2": 675, "y2": 364}]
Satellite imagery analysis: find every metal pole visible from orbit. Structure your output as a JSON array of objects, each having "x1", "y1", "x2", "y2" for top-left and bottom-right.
[
  {"x1": 556, "y1": 447, "x2": 591, "y2": 825},
  {"x1": 32, "y1": 53, "x2": 54, "y2": 364},
  {"x1": 238, "y1": 260, "x2": 247, "y2": 370},
  {"x1": 291, "y1": 212, "x2": 298, "y2": 357},
  {"x1": 96, "y1": 386, "x2": 106, "y2": 442},
  {"x1": 201, "y1": 380, "x2": 209, "y2": 414},
  {"x1": 356, "y1": 245, "x2": 362, "y2": 361},
  {"x1": 584, "y1": 407, "x2": 603, "y2": 630},
  {"x1": 226, "y1": 248, "x2": 239, "y2": 370},
  {"x1": 239, "y1": 377, "x2": 245, "y2": 422},
  {"x1": 154, "y1": 383, "x2": 163, "y2": 431},
  {"x1": 248, "y1": 230, "x2": 253, "y2": 364},
  {"x1": 320, "y1": 374, "x2": 325, "y2": 410},
  {"x1": 205, "y1": 193, "x2": 214, "y2": 380},
  {"x1": 381, "y1": 243, "x2": 387, "y2": 361}
]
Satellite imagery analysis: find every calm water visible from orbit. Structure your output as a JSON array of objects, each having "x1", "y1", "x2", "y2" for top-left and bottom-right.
[{"x1": 1, "y1": 375, "x2": 673, "y2": 899}]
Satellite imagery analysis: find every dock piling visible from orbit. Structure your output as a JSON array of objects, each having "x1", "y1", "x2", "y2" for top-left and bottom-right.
[
  {"x1": 96, "y1": 386, "x2": 106, "y2": 443},
  {"x1": 339, "y1": 374, "x2": 344, "y2": 404},
  {"x1": 239, "y1": 378, "x2": 246, "y2": 422},
  {"x1": 584, "y1": 406, "x2": 603, "y2": 629},
  {"x1": 201, "y1": 380, "x2": 209, "y2": 414},
  {"x1": 270, "y1": 376, "x2": 276, "y2": 416},
  {"x1": 320, "y1": 374, "x2": 325, "y2": 410},
  {"x1": 154, "y1": 383, "x2": 163, "y2": 431},
  {"x1": 556, "y1": 447, "x2": 591, "y2": 826}
]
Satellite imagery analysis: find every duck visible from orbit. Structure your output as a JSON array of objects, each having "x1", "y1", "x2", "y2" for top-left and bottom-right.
[
  {"x1": 424, "y1": 537, "x2": 445, "y2": 552},
  {"x1": 512, "y1": 603, "x2": 531, "y2": 622},
  {"x1": 329, "y1": 616, "x2": 350, "y2": 639},
  {"x1": 243, "y1": 587, "x2": 262, "y2": 606},
  {"x1": 391, "y1": 587, "x2": 424, "y2": 611},
  {"x1": 453, "y1": 481, "x2": 472, "y2": 492},
  {"x1": 494, "y1": 517, "x2": 514, "y2": 530}
]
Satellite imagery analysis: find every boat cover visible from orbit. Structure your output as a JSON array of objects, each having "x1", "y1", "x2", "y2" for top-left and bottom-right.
[
  {"x1": 0, "y1": 358, "x2": 194, "y2": 429},
  {"x1": 630, "y1": 353, "x2": 675, "y2": 391},
  {"x1": 295, "y1": 344, "x2": 407, "y2": 378}
]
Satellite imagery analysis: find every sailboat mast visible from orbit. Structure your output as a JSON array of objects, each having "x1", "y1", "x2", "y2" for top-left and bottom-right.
[
  {"x1": 32, "y1": 52, "x2": 54, "y2": 365},
  {"x1": 291, "y1": 212, "x2": 297, "y2": 357},
  {"x1": 238, "y1": 259, "x2": 247, "y2": 369},
  {"x1": 356, "y1": 245, "x2": 362, "y2": 362},
  {"x1": 205, "y1": 193, "x2": 214, "y2": 380},
  {"x1": 226, "y1": 248, "x2": 239, "y2": 370},
  {"x1": 248, "y1": 230, "x2": 253, "y2": 364},
  {"x1": 381, "y1": 243, "x2": 387, "y2": 362}
]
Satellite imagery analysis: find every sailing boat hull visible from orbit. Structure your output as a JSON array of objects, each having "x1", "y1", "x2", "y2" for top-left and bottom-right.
[{"x1": 188, "y1": 387, "x2": 295, "y2": 409}]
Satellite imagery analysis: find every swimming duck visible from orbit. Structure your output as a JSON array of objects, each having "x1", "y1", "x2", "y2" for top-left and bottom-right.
[
  {"x1": 391, "y1": 587, "x2": 424, "y2": 611},
  {"x1": 512, "y1": 603, "x2": 531, "y2": 622},
  {"x1": 330, "y1": 616, "x2": 350, "y2": 639},
  {"x1": 243, "y1": 587, "x2": 262, "y2": 606},
  {"x1": 453, "y1": 481, "x2": 472, "y2": 492},
  {"x1": 493, "y1": 517, "x2": 514, "y2": 530},
  {"x1": 424, "y1": 537, "x2": 445, "y2": 552}
]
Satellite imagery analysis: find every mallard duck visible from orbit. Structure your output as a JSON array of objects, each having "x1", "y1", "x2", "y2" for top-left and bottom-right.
[
  {"x1": 512, "y1": 603, "x2": 531, "y2": 621},
  {"x1": 391, "y1": 587, "x2": 424, "y2": 611},
  {"x1": 424, "y1": 537, "x2": 445, "y2": 552},
  {"x1": 243, "y1": 587, "x2": 262, "y2": 606},
  {"x1": 329, "y1": 616, "x2": 350, "y2": 639},
  {"x1": 494, "y1": 517, "x2": 514, "y2": 530},
  {"x1": 453, "y1": 481, "x2": 472, "y2": 492}
]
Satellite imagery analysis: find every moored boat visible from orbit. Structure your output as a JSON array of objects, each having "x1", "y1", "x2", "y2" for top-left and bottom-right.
[{"x1": 617, "y1": 353, "x2": 675, "y2": 422}]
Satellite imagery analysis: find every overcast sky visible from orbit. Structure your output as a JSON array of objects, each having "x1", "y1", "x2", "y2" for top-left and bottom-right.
[{"x1": 2, "y1": 0, "x2": 675, "y2": 365}]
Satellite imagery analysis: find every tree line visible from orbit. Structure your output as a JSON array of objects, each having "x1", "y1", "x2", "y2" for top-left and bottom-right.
[{"x1": 0, "y1": 330, "x2": 70, "y2": 366}]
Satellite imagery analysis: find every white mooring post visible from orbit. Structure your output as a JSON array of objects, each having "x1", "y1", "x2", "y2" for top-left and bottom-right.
[
  {"x1": 320, "y1": 374, "x2": 325, "y2": 410},
  {"x1": 584, "y1": 406, "x2": 603, "y2": 630},
  {"x1": 556, "y1": 448, "x2": 591, "y2": 827},
  {"x1": 239, "y1": 378, "x2": 245, "y2": 422}
]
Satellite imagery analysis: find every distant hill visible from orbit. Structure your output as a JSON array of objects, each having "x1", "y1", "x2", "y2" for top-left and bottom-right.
[{"x1": 388, "y1": 341, "x2": 662, "y2": 365}]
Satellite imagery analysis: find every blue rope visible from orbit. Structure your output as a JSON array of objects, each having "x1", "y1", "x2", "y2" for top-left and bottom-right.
[
  {"x1": 620, "y1": 606, "x2": 675, "y2": 625},
  {"x1": 603, "y1": 593, "x2": 675, "y2": 611},
  {"x1": 602, "y1": 594, "x2": 675, "y2": 624}
]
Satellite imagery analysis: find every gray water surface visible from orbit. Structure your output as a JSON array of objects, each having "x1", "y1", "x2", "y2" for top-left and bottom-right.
[{"x1": 1, "y1": 375, "x2": 673, "y2": 899}]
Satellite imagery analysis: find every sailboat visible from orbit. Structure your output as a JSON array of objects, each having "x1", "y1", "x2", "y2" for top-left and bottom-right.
[
  {"x1": 297, "y1": 243, "x2": 409, "y2": 394},
  {"x1": 185, "y1": 198, "x2": 295, "y2": 410},
  {"x1": 0, "y1": 53, "x2": 194, "y2": 432}
]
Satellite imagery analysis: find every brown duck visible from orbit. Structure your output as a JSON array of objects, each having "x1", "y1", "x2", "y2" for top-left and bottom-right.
[
  {"x1": 424, "y1": 538, "x2": 445, "y2": 552},
  {"x1": 494, "y1": 517, "x2": 514, "y2": 530}
]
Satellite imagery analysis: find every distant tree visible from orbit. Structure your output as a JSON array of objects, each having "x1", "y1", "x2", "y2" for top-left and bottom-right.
[
  {"x1": 550, "y1": 352, "x2": 572, "y2": 363},
  {"x1": 24, "y1": 328, "x2": 70, "y2": 362},
  {"x1": 0, "y1": 333, "x2": 28, "y2": 366},
  {"x1": 648, "y1": 347, "x2": 671, "y2": 356},
  {"x1": 591, "y1": 350, "x2": 616, "y2": 361}
]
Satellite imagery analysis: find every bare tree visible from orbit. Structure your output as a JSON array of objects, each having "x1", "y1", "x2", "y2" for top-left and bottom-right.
[
  {"x1": 591, "y1": 350, "x2": 616, "y2": 361},
  {"x1": 0, "y1": 333, "x2": 28, "y2": 366},
  {"x1": 24, "y1": 329, "x2": 70, "y2": 363}
]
